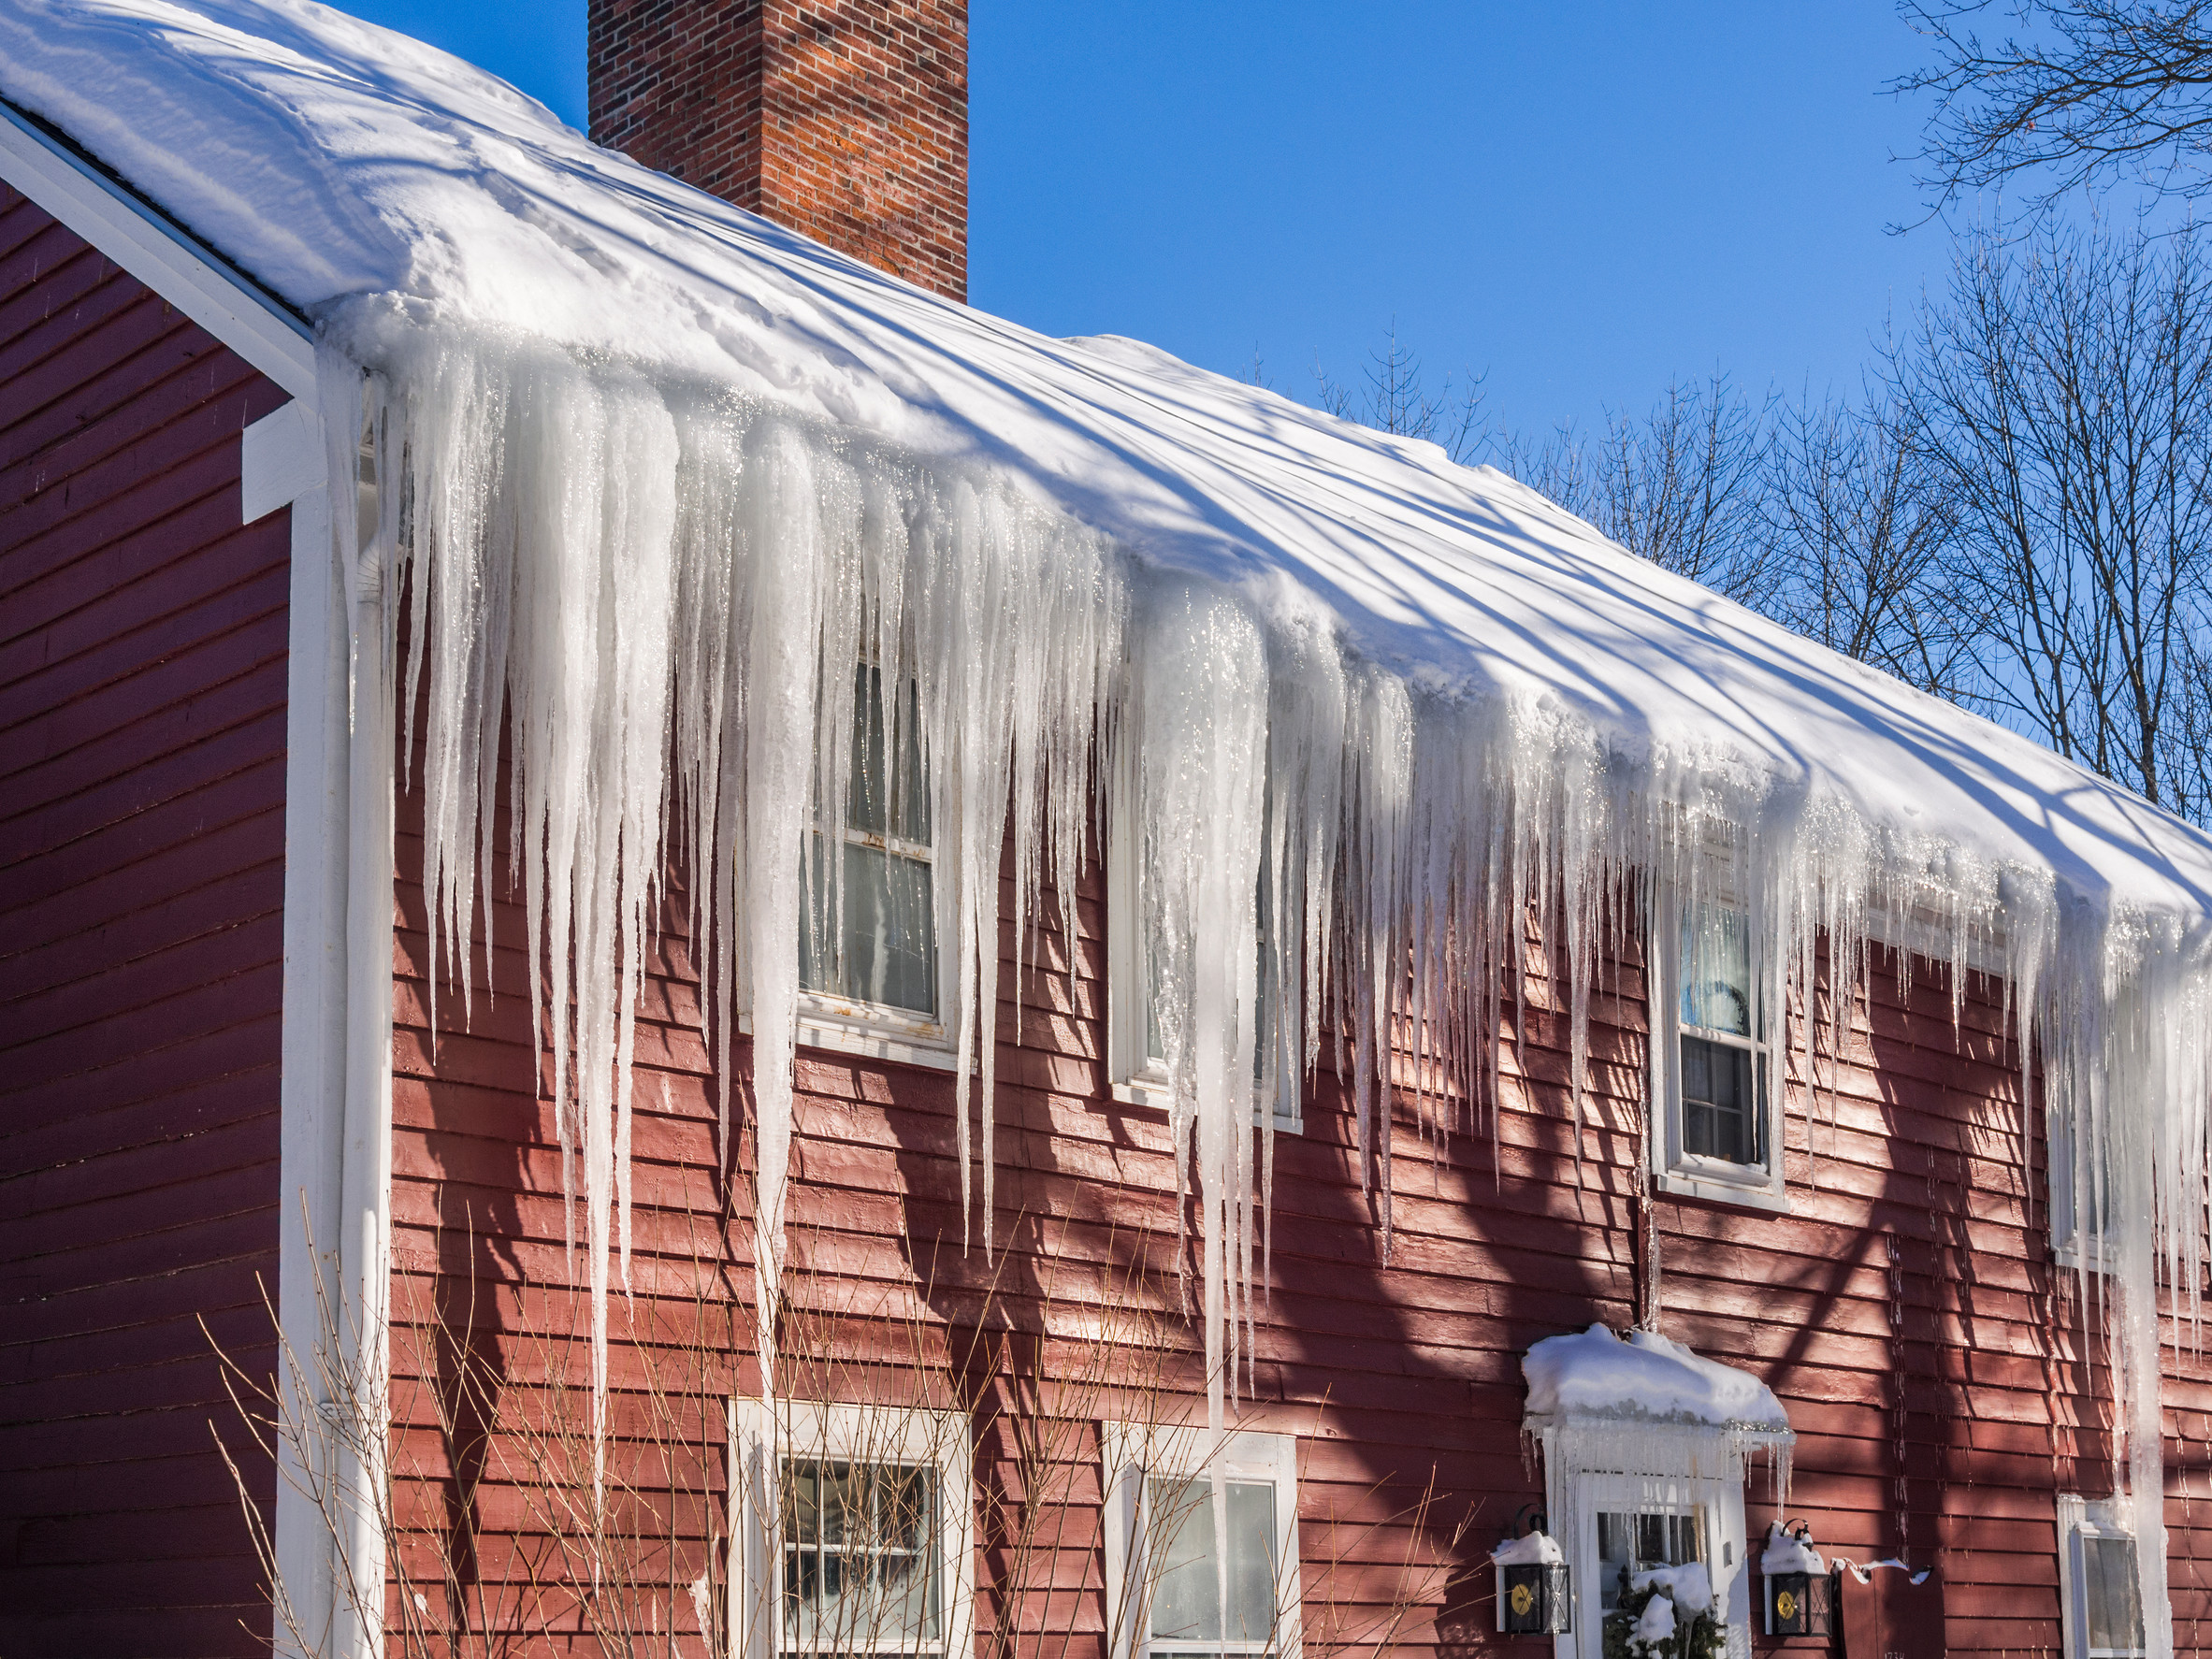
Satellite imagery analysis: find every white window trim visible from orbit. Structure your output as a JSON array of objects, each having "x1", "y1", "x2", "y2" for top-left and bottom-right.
[
  {"x1": 1539, "y1": 1458, "x2": 1752, "y2": 1659},
  {"x1": 1101, "y1": 1421, "x2": 1302, "y2": 1659},
  {"x1": 729, "y1": 1397, "x2": 976, "y2": 1659},
  {"x1": 745, "y1": 999, "x2": 961, "y2": 1075},
  {"x1": 2059, "y1": 1493, "x2": 2146, "y2": 1659},
  {"x1": 2046, "y1": 1101, "x2": 2116, "y2": 1274},
  {"x1": 741, "y1": 670, "x2": 961, "y2": 1073},
  {"x1": 1105, "y1": 789, "x2": 1303, "y2": 1133},
  {"x1": 1648, "y1": 880, "x2": 1787, "y2": 1213}
]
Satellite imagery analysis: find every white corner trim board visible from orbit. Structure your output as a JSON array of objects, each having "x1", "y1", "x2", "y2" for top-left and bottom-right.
[
  {"x1": 244, "y1": 387, "x2": 398, "y2": 1659},
  {"x1": 0, "y1": 96, "x2": 315, "y2": 398},
  {"x1": 245, "y1": 396, "x2": 355, "y2": 1659}
]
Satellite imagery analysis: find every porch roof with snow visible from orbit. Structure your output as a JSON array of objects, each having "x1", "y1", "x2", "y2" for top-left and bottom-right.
[{"x1": 6, "y1": 0, "x2": 2212, "y2": 930}]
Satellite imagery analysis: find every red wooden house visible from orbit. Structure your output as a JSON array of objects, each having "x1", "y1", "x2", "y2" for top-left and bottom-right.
[{"x1": 5, "y1": 4, "x2": 2210, "y2": 1659}]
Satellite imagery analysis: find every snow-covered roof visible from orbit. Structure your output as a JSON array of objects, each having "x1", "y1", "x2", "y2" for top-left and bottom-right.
[
  {"x1": 1523, "y1": 1323, "x2": 1790, "y2": 1434},
  {"x1": 7, "y1": 0, "x2": 2212, "y2": 925}
]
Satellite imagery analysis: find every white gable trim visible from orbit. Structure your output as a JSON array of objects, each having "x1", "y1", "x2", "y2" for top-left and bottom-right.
[{"x1": 0, "y1": 96, "x2": 316, "y2": 398}]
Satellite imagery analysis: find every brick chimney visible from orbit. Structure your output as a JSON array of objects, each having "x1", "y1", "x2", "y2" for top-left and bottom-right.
[{"x1": 587, "y1": 1, "x2": 967, "y2": 302}]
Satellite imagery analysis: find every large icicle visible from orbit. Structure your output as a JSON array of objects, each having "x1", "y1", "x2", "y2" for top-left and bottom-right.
[{"x1": 1127, "y1": 579, "x2": 1270, "y2": 1430}]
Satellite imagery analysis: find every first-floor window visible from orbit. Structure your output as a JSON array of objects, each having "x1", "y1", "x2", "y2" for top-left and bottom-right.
[
  {"x1": 730, "y1": 1399, "x2": 975, "y2": 1659},
  {"x1": 2059, "y1": 1495, "x2": 2146, "y2": 1659},
  {"x1": 1103, "y1": 1424, "x2": 1300, "y2": 1659},
  {"x1": 1650, "y1": 885, "x2": 1784, "y2": 1208}
]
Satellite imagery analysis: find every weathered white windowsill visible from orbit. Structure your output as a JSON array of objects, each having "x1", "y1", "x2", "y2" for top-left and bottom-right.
[
  {"x1": 740, "y1": 1003, "x2": 961, "y2": 1074},
  {"x1": 1655, "y1": 1166, "x2": 1792, "y2": 1215}
]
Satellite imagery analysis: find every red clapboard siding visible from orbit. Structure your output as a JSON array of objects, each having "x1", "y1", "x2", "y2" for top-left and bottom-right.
[{"x1": 0, "y1": 183, "x2": 292, "y2": 1659}]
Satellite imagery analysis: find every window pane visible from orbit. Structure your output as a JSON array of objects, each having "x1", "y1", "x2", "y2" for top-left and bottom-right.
[
  {"x1": 1140, "y1": 872, "x2": 1288, "y2": 1112},
  {"x1": 801, "y1": 838, "x2": 937, "y2": 1016},
  {"x1": 2084, "y1": 1536, "x2": 2144, "y2": 1652},
  {"x1": 1147, "y1": 1476, "x2": 1279, "y2": 1648},
  {"x1": 847, "y1": 664, "x2": 930, "y2": 844},
  {"x1": 781, "y1": 1457, "x2": 940, "y2": 1652},
  {"x1": 1681, "y1": 1034, "x2": 1761, "y2": 1167},
  {"x1": 1680, "y1": 903, "x2": 1754, "y2": 1037},
  {"x1": 1149, "y1": 1478, "x2": 1223, "y2": 1645},
  {"x1": 1225, "y1": 1481, "x2": 1278, "y2": 1644},
  {"x1": 1596, "y1": 1509, "x2": 1699, "y2": 1612}
]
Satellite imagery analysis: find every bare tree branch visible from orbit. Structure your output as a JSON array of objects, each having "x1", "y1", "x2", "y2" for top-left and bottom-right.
[{"x1": 1896, "y1": 0, "x2": 2212, "y2": 213}]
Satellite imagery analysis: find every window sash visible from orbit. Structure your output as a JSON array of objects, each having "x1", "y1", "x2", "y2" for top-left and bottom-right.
[
  {"x1": 1143, "y1": 1477, "x2": 1280, "y2": 1653},
  {"x1": 1101, "y1": 1426, "x2": 1300, "y2": 1659},
  {"x1": 1653, "y1": 885, "x2": 1780, "y2": 1194},
  {"x1": 2075, "y1": 1529, "x2": 2146, "y2": 1658},
  {"x1": 799, "y1": 664, "x2": 942, "y2": 1026},
  {"x1": 1107, "y1": 792, "x2": 1302, "y2": 1131},
  {"x1": 2048, "y1": 1101, "x2": 2120, "y2": 1265},
  {"x1": 730, "y1": 1402, "x2": 975, "y2": 1659},
  {"x1": 1594, "y1": 1508, "x2": 1704, "y2": 1614},
  {"x1": 780, "y1": 1457, "x2": 943, "y2": 1654}
]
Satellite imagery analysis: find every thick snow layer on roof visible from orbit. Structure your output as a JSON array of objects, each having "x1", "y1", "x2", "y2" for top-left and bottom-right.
[
  {"x1": 7, "y1": 0, "x2": 2212, "y2": 920},
  {"x1": 1524, "y1": 1324, "x2": 1790, "y2": 1431}
]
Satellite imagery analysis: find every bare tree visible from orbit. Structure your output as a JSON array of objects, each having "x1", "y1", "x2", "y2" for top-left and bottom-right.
[
  {"x1": 1493, "y1": 373, "x2": 1776, "y2": 602},
  {"x1": 1896, "y1": 0, "x2": 2212, "y2": 212},
  {"x1": 1761, "y1": 387, "x2": 1979, "y2": 698},
  {"x1": 1897, "y1": 218, "x2": 2212, "y2": 812},
  {"x1": 1313, "y1": 323, "x2": 1488, "y2": 463}
]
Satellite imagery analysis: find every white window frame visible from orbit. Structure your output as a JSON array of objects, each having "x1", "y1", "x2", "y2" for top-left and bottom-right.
[
  {"x1": 2059, "y1": 1493, "x2": 2147, "y2": 1659},
  {"x1": 1101, "y1": 1421, "x2": 1301, "y2": 1659},
  {"x1": 1105, "y1": 790, "x2": 1302, "y2": 1132},
  {"x1": 1543, "y1": 1465, "x2": 1751, "y2": 1659},
  {"x1": 2046, "y1": 1094, "x2": 2117, "y2": 1273},
  {"x1": 749, "y1": 666, "x2": 960, "y2": 1073},
  {"x1": 1648, "y1": 880, "x2": 1786, "y2": 1213},
  {"x1": 729, "y1": 1397, "x2": 976, "y2": 1659}
]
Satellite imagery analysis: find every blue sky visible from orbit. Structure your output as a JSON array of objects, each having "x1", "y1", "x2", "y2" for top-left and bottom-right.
[{"x1": 329, "y1": 2, "x2": 1950, "y2": 436}]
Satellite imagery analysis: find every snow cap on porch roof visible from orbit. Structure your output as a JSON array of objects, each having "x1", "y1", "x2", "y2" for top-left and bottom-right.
[
  {"x1": 7, "y1": 0, "x2": 2212, "y2": 921},
  {"x1": 1523, "y1": 1324, "x2": 1795, "y2": 1488}
]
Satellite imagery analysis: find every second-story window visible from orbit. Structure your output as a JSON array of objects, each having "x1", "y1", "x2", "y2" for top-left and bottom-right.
[
  {"x1": 2047, "y1": 1086, "x2": 2118, "y2": 1268},
  {"x1": 1677, "y1": 902, "x2": 1766, "y2": 1167},
  {"x1": 800, "y1": 664, "x2": 937, "y2": 1019},
  {"x1": 1106, "y1": 823, "x2": 1303, "y2": 1132},
  {"x1": 1651, "y1": 891, "x2": 1784, "y2": 1208}
]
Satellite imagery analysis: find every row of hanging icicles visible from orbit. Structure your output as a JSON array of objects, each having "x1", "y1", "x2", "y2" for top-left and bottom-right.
[{"x1": 339, "y1": 326, "x2": 2210, "y2": 1649}]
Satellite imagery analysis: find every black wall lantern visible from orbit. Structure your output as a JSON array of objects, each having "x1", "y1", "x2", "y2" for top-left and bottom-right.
[
  {"x1": 1762, "y1": 1519, "x2": 1834, "y2": 1637},
  {"x1": 1493, "y1": 1508, "x2": 1572, "y2": 1636}
]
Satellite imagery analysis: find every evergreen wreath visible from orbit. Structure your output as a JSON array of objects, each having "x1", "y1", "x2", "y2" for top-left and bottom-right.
[{"x1": 1600, "y1": 1578, "x2": 1727, "y2": 1659}]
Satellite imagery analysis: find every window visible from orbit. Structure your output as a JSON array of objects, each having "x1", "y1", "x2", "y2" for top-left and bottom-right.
[
  {"x1": 791, "y1": 664, "x2": 954, "y2": 1069},
  {"x1": 1649, "y1": 889, "x2": 1784, "y2": 1209},
  {"x1": 1551, "y1": 1470, "x2": 1748, "y2": 1659},
  {"x1": 1102, "y1": 1423, "x2": 1301, "y2": 1659},
  {"x1": 2059, "y1": 1495, "x2": 2146, "y2": 1659},
  {"x1": 1595, "y1": 1510, "x2": 1701, "y2": 1618},
  {"x1": 730, "y1": 1399, "x2": 976, "y2": 1659},
  {"x1": 2047, "y1": 1091, "x2": 2118, "y2": 1269},
  {"x1": 1106, "y1": 794, "x2": 1302, "y2": 1132}
]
